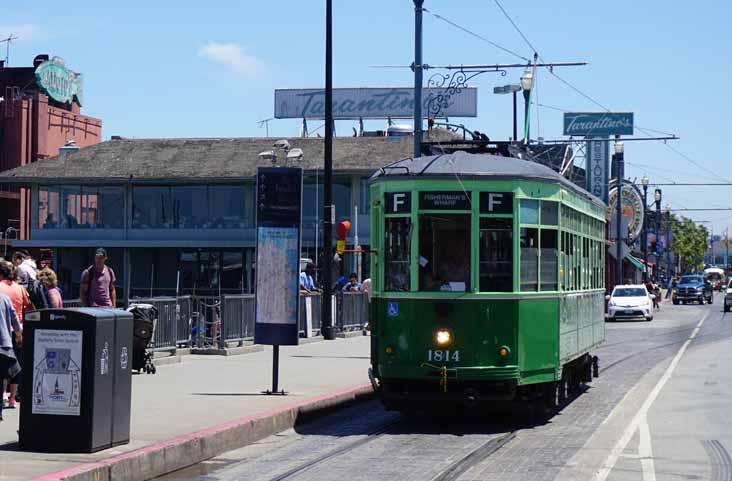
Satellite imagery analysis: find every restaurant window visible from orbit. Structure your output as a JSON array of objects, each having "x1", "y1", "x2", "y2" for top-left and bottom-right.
[
  {"x1": 38, "y1": 186, "x2": 60, "y2": 228},
  {"x1": 133, "y1": 186, "x2": 172, "y2": 228},
  {"x1": 540, "y1": 230, "x2": 558, "y2": 291},
  {"x1": 172, "y1": 186, "x2": 208, "y2": 228},
  {"x1": 384, "y1": 218, "x2": 411, "y2": 292},
  {"x1": 208, "y1": 185, "x2": 252, "y2": 228},
  {"x1": 419, "y1": 214, "x2": 470, "y2": 292},
  {"x1": 479, "y1": 218, "x2": 513, "y2": 292},
  {"x1": 520, "y1": 228, "x2": 539, "y2": 291}
]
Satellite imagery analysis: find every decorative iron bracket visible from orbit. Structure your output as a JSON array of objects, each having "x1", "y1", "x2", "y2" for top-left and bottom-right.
[{"x1": 425, "y1": 66, "x2": 507, "y2": 118}]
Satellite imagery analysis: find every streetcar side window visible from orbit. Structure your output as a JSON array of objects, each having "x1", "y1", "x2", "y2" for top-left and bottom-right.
[
  {"x1": 520, "y1": 228, "x2": 539, "y2": 291},
  {"x1": 540, "y1": 230, "x2": 558, "y2": 291},
  {"x1": 384, "y1": 218, "x2": 411, "y2": 292},
  {"x1": 479, "y1": 218, "x2": 513, "y2": 292},
  {"x1": 418, "y1": 214, "x2": 470, "y2": 292}
]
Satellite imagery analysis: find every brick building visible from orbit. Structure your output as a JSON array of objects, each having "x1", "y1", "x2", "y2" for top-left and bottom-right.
[{"x1": 0, "y1": 54, "x2": 102, "y2": 239}]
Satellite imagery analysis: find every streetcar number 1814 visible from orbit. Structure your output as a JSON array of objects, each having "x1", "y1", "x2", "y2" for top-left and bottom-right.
[{"x1": 427, "y1": 350, "x2": 460, "y2": 362}]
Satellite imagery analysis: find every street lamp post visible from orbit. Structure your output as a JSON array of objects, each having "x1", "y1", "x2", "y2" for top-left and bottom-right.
[
  {"x1": 665, "y1": 204, "x2": 672, "y2": 278},
  {"x1": 493, "y1": 84, "x2": 522, "y2": 141},
  {"x1": 614, "y1": 139, "x2": 624, "y2": 286},
  {"x1": 520, "y1": 68, "x2": 534, "y2": 144},
  {"x1": 655, "y1": 188, "x2": 662, "y2": 278},
  {"x1": 321, "y1": 0, "x2": 335, "y2": 340},
  {"x1": 641, "y1": 175, "x2": 649, "y2": 280},
  {"x1": 413, "y1": 0, "x2": 424, "y2": 158}
]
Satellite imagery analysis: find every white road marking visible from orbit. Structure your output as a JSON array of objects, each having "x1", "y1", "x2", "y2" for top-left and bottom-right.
[
  {"x1": 639, "y1": 415, "x2": 657, "y2": 481},
  {"x1": 592, "y1": 311, "x2": 709, "y2": 481}
]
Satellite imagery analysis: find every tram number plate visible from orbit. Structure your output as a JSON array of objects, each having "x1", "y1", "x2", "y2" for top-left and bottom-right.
[{"x1": 427, "y1": 350, "x2": 460, "y2": 362}]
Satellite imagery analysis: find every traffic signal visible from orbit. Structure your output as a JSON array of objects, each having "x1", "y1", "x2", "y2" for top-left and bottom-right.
[
  {"x1": 650, "y1": 241, "x2": 658, "y2": 255},
  {"x1": 336, "y1": 220, "x2": 351, "y2": 254}
]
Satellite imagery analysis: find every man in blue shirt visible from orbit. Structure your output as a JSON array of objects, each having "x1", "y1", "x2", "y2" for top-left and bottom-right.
[
  {"x1": 342, "y1": 273, "x2": 362, "y2": 292},
  {"x1": 299, "y1": 263, "x2": 320, "y2": 294}
]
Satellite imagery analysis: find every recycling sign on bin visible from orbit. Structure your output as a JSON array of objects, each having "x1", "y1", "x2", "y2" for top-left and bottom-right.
[{"x1": 32, "y1": 329, "x2": 83, "y2": 416}]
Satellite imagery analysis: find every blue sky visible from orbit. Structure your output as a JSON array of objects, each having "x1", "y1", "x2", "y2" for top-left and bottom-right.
[{"x1": 3, "y1": 1, "x2": 732, "y2": 234}]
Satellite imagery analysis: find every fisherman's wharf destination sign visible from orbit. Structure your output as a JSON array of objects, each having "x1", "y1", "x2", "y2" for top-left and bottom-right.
[
  {"x1": 35, "y1": 57, "x2": 84, "y2": 107},
  {"x1": 563, "y1": 112, "x2": 633, "y2": 136},
  {"x1": 274, "y1": 87, "x2": 478, "y2": 119}
]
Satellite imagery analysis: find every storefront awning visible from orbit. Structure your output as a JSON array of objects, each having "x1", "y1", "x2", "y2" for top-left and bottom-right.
[{"x1": 626, "y1": 255, "x2": 645, "y2": 271}]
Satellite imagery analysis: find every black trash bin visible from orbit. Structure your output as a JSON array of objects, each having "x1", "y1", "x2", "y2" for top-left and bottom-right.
[{"x1": 19, "y1": 308, "x2": 133, "y2": 453}]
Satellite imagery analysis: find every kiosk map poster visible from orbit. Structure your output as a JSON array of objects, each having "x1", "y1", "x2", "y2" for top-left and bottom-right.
[
  {"x1": 254, "y1": 167, "x2": 303, "y2": 346},
  {"x1": 32, "y1": 329, "x2": 82, "y2": 416},
  {"x1": 256, "y1": 227, "x2": 300, "y2": 325}
]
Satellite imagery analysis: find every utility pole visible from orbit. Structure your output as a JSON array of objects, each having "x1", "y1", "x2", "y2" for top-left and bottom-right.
[
  {"x1": 641, "y1": 176, "x2": 649, "y2": 280},
  {"x1": 321, "y1": 0, "x2": 335, "y2": 340},
  {"x1": 614, "y1": 138, "x2": 624, "y2": 285},
  {"x1": 666, "y1": 207, "x2": 672, "y2": 277},
  {"x1": 655, "y1": 189, "x2": 662, "y2": 276},
  {"x1": 412, "y1": 0, "x2": 424, "y2": 158}
]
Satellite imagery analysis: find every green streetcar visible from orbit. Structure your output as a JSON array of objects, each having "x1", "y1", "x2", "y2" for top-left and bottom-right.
[{"x1": 368, "y1": 151, "x2": 606, "y2": 411}]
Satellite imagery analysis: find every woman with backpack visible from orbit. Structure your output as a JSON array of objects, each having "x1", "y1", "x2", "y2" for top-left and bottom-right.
[
  {"x1": 0, "y1": 261, "x2": 31, "y2": 410},
  {"x1": 38, "y1": 268, "x2": 62, "y2": 309}
]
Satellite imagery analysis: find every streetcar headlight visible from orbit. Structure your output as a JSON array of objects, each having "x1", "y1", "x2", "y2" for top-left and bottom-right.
[
  {"x1": 498, "y1": 346, "x2": 510, "y2": 357},
  {"x1": 435, "y1": 329, "x2": 451, "y2": 345},
  {"x1": 385, "y1": 345, "x2": 394, "y2": 354}
]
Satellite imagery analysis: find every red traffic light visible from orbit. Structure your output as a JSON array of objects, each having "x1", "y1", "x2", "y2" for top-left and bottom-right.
[{"x1": 336, "y1": 220, "x2": 351, "y2": 240}]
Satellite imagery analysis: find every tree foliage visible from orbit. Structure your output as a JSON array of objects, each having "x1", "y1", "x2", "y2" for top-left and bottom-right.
[{"x1": 670, "y1": 214, "x2": 708, "y2": 272}]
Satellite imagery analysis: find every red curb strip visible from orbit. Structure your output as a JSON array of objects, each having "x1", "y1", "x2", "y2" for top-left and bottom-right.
[{"x1": 31, "y1": 383, "x2": 373, "y2": 481}]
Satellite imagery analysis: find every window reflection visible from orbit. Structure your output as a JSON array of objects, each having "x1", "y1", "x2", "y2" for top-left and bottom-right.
[
  {"x1": 132, "y1": 185, "x2": 253, "y2": 229},
  {"x1": 479, "y1": 218, "x2": 512, "y2": 292},
  {"x1": 384, "y1": 218, "x2": 410, "y2": 292},
  {"x1": 38, "y1": 185, "x2": 124, "y2": 229}
]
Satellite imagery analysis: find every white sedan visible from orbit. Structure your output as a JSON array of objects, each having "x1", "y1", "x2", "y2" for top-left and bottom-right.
[{"x1": 606, "y1": 285, "x2": 654, "y2": 322}]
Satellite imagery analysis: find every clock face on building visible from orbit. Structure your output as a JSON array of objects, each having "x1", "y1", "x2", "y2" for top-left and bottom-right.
[{"x1": 607, "y1": 181, "x2": 644, "y2": 242}]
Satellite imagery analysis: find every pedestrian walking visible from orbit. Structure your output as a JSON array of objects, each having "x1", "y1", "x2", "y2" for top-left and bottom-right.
[
  {"x1": 0, "y1": 261, "x2": 31, "y2": 410},
  {"x1": 37, "y1": 268, "x2": 63, "y2": 308},
  {"x1": 80, "y1": 248, "x2": 116, "y2": 308},
  {"x1": 12, "y1": 251, "x2": 37, "y2": 287},
  {"x1": 0, "y1": 292, "x2": 21, "y2": 421}
]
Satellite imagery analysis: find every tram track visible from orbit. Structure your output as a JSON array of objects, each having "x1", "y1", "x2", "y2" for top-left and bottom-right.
[{"x1": 267, "y1": 421, "x2": 516, "y2": 481}]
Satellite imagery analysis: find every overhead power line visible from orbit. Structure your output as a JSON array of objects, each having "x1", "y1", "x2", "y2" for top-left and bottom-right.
[
  {"x1": 422, "y1": 8, "x2": 530, "y2": 62},
  {"x1": 492, "y1": 0, "x2": 539, "y2": 56}
]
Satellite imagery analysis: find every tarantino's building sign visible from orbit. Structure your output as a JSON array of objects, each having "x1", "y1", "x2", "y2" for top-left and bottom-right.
[
  {"x1": 563, "y1": 112, "x2": 633, "y2": 136},
  {"x1": 274, "y1": 87, "x2": 478, "y2": 119},
  {"x1": 35, "y1": 57, "x2": 84, "y2": 106}
]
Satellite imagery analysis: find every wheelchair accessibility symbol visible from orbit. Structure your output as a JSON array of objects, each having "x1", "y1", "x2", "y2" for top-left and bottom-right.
[{"x1": 387, "y1": 302, "x2": 399, "y2": 317}]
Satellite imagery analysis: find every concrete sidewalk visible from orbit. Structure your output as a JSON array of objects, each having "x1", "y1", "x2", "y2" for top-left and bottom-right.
[{"x1": 0, "y1": 336, "x2": 373, "y2": 481}]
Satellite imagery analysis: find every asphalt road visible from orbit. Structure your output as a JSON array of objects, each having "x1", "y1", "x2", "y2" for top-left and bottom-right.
[{"x1": 157, "y1": 295, "x2": 727, "y2": 481}]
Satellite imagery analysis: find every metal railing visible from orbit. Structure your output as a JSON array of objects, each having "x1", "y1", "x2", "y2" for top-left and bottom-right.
[
  {"x1": 336, "y1": 292, "x2": 370, "y2": 331},
  {"x1": 58, "y1": 291, "x2": 370, "y2": 350}
]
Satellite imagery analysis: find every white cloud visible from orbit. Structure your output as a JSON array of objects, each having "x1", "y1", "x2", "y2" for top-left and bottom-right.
[
  {"x1": 198, "y1": 42, "x2": 266, "y2": 77},
  {"x1": 0, "y1": 24, "x2": 43, "y2": 42}
]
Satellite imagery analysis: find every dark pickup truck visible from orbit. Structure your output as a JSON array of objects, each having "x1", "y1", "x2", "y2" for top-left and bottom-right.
[{"x1": 672, "y1": 274, "x2": 713, "y2": 305}]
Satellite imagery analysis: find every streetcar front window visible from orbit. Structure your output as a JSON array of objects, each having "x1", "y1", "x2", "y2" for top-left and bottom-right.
[
  {"x1": 418, "y1": 214, "x2": 470, "y2": 292},
  {"x1": 479, "y1": 218, "x2": 513, "y2": 292},
  {"x1": 384, "y1": 218, "x2": 411, "y2": 292}
]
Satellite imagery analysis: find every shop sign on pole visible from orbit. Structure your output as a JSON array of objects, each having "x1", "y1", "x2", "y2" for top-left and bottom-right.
[{"x1": 586, "y1": 136, "x2": 609, "y2": 203}]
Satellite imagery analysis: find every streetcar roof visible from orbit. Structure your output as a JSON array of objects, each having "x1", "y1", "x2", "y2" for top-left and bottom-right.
[{"x1": 370, "y1": 150, "x2": 604, "y2": 207}]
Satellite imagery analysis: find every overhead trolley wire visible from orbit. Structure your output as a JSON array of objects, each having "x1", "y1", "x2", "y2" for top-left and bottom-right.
[
  {"x1": 422, "y1": 8, "x2": 530, "y2": 62},
  {"x1": 492, "y1": 0, "x2": 540, "y2": 56}
]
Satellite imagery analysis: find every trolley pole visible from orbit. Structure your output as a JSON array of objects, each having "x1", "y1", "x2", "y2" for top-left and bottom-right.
[
  {"x1": 412, "y1": 0, "x2": 424, "y2": 158},
  {"x1": 614, "y1": 138, "x2": 624, "y2": 286},
  {"x1": 321, "y1": 0, "x2": 335, "y2": 340}
]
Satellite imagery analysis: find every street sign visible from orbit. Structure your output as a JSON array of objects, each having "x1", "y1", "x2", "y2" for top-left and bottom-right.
[
  {"x1": 254, "y1": 167, "x2": 303, "y2": 346},
  {"x1": 563, "y1": 112, "x2": 633, "y2": 136},
  {"x1": 274, "y1": 87, "x2": 478, "y2": 119}
]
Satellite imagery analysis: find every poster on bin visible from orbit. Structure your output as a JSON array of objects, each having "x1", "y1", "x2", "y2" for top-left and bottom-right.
[
  {"x1": 32, "y1": 329, "x2": 82, "y2": 416},
  {"x1": 254, "y1": 167, "x2": 303, "y2": 346}
]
